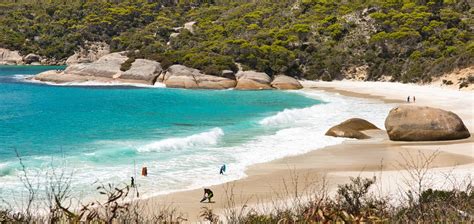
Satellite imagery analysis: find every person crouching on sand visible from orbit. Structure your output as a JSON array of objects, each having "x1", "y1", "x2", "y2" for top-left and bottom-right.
[{"x1": 200, "y1": 188, "x2": 214, "y2": 203}]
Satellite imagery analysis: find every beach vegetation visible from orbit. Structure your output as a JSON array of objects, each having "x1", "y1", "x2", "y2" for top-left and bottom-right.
[
  {"x1": 1, "y1": 150, "x2": 472, "y2": 223},
  {"x1": 120, "y1": 57, "x2": 136, "y2": 72}
]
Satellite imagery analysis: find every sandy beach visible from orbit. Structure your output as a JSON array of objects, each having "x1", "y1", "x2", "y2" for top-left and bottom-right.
[{"x1": 138, "y1": 81, "x2": 474, "y2": 222}]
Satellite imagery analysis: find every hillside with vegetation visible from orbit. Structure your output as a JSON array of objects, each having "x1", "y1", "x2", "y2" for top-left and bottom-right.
[{"x1": 0, "y1": 0, "x2": 472, "y2": 83}]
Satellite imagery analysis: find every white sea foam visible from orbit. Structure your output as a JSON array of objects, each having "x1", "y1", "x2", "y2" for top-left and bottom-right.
[
  {"x1": 259, "y1": 104, "x2": 322, "y2": 127},
  {"x1": 232, "y1": 90, "x2": 393, "y2": 165},
  {"x1": 137, "y1": 127, "x2": 224, "y2": 152},
  {"x1": 0, "y1": 161, "x2": 8, "y2": 170}
]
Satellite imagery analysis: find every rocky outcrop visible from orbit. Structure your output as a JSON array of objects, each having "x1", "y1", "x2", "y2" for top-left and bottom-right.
[
  {"x1": 326, "y1": 118, "x2": 379, "y2": 139},
  {"x1": 184, "y1": 21, "x2": 197, "y2": 33},
  {"x1": 385, "y1": 105, "x2": 471, "y2": 141},
  {"x1": 271, "y1": 75, "x2": 302, "y2": 90},
  {"x1": 33, "y1": 52, "x2": 162, "y2": 85},
  {"x1": 163, "y1": 65, "x2": 236, "y2": 89},
  {"x1": 121, "y1": 59, "x2": 162, "y2": 85},
  {"x1": 0, "y1": 48, "x2": 23, "y2": 65},
  {"x1": 66, "y1": 42, "x2": 110, "y2": 65},
  {"x1": 23, "y1": 53, "x2": 41, "y2": 64},
  {"x1": 235, "y1": 71, "x2": 273, "y2": 90},
  {"x1": 63, "y1": 52, "x2": 128, "y2": 78},
  {"x1": 34, "y1": 70, "x2": 90, "y2": 83},
  {"x1": 32, "y1": 53, "x2": 303, "y2": 89}
]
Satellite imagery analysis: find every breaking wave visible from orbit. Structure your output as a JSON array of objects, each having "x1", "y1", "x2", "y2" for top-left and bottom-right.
[{"x1": 137, "y1": 128, "x2": 224, "y2": 152}]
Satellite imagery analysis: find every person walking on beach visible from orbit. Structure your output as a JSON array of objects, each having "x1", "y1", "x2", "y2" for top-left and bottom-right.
[
  {"x1": 413, "y1": 96, "x2": 416, "y2": 103},
  {"x1": 200, "y1": 188, "x2": 214, "y2": 203},
  {"x1": 130, "y1": 177, "x2": 135, "y2": 187},
  {"x1": 407, "y1": 96, "x2": 410, "y2": 103},
  {"x1": 219, "y1": 164, "x2": 226, "y2": 175}
]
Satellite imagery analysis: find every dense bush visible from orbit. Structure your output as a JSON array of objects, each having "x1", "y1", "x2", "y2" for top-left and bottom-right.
[
  {"x1": 120, "y1": 57, "x2": 135, "y2": 72},
  {"x1": 0, "y1": 0, "x2": 472, "y2": 82}
]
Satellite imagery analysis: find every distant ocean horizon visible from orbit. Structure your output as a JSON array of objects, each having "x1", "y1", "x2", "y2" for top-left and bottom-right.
[{"x1": 0, "y1": 65, "x2": 392, "y2": 203}]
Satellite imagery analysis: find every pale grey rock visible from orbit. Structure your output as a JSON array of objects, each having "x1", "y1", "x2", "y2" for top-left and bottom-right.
[
  {"x1": 0, "y1": 48, "x2": 23, "y2": 65},
  {"x1": 271, "y1": 75, "x2": 303, "y2": 90},
  {"x1": 34, "y1": 53, "x2": 162, "y2": 85},
  {"x1": 121, "y1": 59, "x2": 162, "y2": 85},
  {"x1": 170, "y1": 33, "x2": 180, "y2": 38},
  {"x1": 164, "y1": 65, "x2": 236, "y2": 89},
  {"x1": 184, "y1": 21, "x2": 196, "y2": 33},
  {"x1": 64, "y1": 52, "x2": 127, "y2": 78},
  {"x1": 235, "y1": 71, "x2": 272, "y2": 90}
]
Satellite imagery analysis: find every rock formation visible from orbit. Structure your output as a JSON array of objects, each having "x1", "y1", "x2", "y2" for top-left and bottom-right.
[
  {"x1": 121, "y1": 59, "x2": 162, "y2": 85},
  {"x1": 32, "y1": 52, "x2": 303, "y2": 89},
  {"x1": 0, "y1": 48, "x2": 23, "y2": 65},
  {"x1": 235, "y1": 71, "x2": 273, "y2": 90},
  {"x1": 33, "y1": 52, "x2": 162, "y2": 85},
  {"x1": 66, "y1": 42, "x2": 110, "y2": 65},
  {"x1": 326, "y1": 118, "x2": 379, "y2": 139},
  {"x1": 385, "y1": 105, "x2": 470, "y2": 141},
  {"x1": 184, "y1": 21, "x2": 197, "y2": 34},
  {"x1": 163, "y1": 65, "x2": 236, "y2": 89},
  {"x1": 271, "y1": 75, "x2": 303, "y2": 89},
  {"x1": 23, "y1": 53, "x2": 41, "y2": 64}
]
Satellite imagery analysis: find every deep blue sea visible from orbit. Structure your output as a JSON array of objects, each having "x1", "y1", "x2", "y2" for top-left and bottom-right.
[{"x1": 0, "y1": 65, "x2": 392, "y2": 203}]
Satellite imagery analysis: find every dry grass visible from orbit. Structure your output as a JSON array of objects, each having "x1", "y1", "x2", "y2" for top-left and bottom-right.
[{"x1": 1, "y1": 150, "x2": 473, "y2": 223}]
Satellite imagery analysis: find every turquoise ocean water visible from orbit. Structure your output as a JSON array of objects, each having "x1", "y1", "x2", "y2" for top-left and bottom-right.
[{"x1": 0, "y1": 65, "x2": 329, "y2": 202}]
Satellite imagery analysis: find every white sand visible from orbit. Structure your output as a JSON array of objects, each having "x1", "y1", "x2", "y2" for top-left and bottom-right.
[
  {"x1": 302, "y1": 80, "x2": 474, "y2": 130},
  {"x1": 139, "y1": 80, "x2": 473, "y2": 223}
]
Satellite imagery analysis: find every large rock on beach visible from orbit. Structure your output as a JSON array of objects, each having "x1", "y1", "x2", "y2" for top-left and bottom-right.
[
  {"x1": 62, "y1": 52, "x2": 128, "y2": 78},
  {"x1": 163, "y1": 65, "x2": 236, "y2": 89},
  {"x1": 121, "y1": 59, "x2": 162, "y2": 85},
  {"x1": 271, "y1": 75, "x2": 303, "y2": 90},
  {"x1": 66, "y1": 42, "x2": 110, "y2": 65},
  {"x1": 326, "y1": 118, "x2": 379, "y2": 139},
  {"x1": 34, "y1": 70, "x2": 90, "y2": 83},
  {"x1": 385, "y1": 105, "x2": 470, "y2": 141},
  {"x1": 33, "y1": 52, "x2": 163, "y2": 85},
  {"x1": 235, "y1": 71, "x2": 273, "y2": 90},
  {"x1": 0, "y1": 48, "x2": 23, "y2": 65}
]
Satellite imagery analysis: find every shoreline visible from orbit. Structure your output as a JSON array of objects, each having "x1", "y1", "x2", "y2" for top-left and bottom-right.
[{"x1": 137, "y1": 80, "x2": 474, "y2": 222}]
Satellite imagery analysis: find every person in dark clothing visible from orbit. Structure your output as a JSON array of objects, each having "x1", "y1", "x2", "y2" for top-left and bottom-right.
[
  {"x1": 200, "y1": 188, "x2": 214, "y2": 203},
  {"x1": 131, "y1": 177, "x2": 135, "y2": 187},
  {"x1": 413, "y1": 96, "x2": 416, "y2": 103},
  {"x1": 407, "y1": 96, "x2": 410, "y2": 103},
  {"x1": 219, "y1": 164, "x2": 226, "y2": 175}
]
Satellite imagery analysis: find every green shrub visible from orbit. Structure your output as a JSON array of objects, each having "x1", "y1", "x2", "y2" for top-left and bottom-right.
[{"x1": 120, "y1": 57, "x2": 135, "y2": 72}]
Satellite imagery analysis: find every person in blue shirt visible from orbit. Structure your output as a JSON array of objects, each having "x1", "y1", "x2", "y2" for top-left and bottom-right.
[{"x1": 219, "y1": 164, "x2": 226, "y2": 175}]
